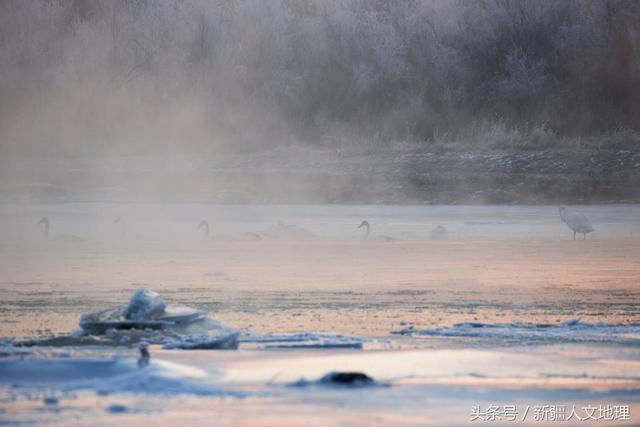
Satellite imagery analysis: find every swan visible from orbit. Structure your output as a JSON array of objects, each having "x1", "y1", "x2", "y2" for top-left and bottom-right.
[
  {"x1": 429, "y1": 225, "x2": 449, "y2": 240},
  {"x1": 197, "y1": 219, "x2": 237, "y2": 241},
  {"x1": 559, "y1": 206, "x2": 594, "y2": 240},
  {"x1": 37, "y1": 217, "x2": 84, "y2": 243},
  {"x1": 38, "y1": 217, "x2": 50, "y2": 238},
  {"x1": 244, "y1": 232, "x2": 261, "y2": 240},
  {"x1": 358, "y1": 220, "x2": 397, "y2": 242},
  {"x1": 198, "y1": 220, "x2": 210, "y2": 238}
]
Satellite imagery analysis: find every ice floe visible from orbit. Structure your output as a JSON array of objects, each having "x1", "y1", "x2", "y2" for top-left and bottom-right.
[
  {"x1": 18, "y1": 288, "x2": 239, "y2": 350},
  {"x1": 393, "y1": 319, "x2": 640, "y2": 345},
  {"x1": 163, "y1": 332, "x2": 239, "y2": 350},
  {"x1": 0, "y1": 340, "x2": 32, "y2": 356},
  {"x1": 11, "y1": 289, "x2": 377, "y2": 352},
  {"x1": 241, "y1": 332, "x2": 368, "y2": 349}
]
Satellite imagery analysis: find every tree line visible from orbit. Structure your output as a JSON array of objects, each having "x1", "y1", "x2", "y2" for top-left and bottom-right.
[{"x1": 1, "y1": 0, "x2": 638, "y2": 153}]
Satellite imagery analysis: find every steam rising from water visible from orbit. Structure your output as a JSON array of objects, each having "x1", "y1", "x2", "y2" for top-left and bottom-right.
[{"x1": 1, "y1": 1, "x2": 639, "y2": 204}]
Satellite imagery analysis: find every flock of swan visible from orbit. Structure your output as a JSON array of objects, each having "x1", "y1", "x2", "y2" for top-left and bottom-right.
[{"x1": 35, "y1": 206, "x2": 594, "y2": 242}]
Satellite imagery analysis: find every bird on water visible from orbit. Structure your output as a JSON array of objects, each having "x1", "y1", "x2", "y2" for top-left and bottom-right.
[
  {"x1": 37, "y1": 217, "x2": 84, "y2": 242},
  {"x1": 38, "y1": 217, "x2": 50, "y2": 238},
  {"x1": 559, "y1": 206, "x2": 594, "y2": 240},
  {"x1": 358, "y1": 220, "x2": 396, "y2": 242}
]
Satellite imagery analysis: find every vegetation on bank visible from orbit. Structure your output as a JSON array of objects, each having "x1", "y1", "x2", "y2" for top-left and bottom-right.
[{"x1": 1, "y1": 0, "x2": 639, "y2": 155}]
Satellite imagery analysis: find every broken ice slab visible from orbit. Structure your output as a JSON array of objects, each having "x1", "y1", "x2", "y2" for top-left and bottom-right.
[
  {"x1": 392, "y1": 319, "x2": 640, "y2": 346},
  {"x1": 241, "y1": 332, "x2": 367, "y2": 349},
  {"x1": 17, "y1": 288, "x2": 240, "y2": 350},
  {"x1": 123, "y1": 288, "x2": 166, "y2": 321},
  {"x1": 163, "y1": 332, "x2": 240, "y2": 350},
  {"x1": 80, "y1": 306, "x2": 207, "y2": 335}
]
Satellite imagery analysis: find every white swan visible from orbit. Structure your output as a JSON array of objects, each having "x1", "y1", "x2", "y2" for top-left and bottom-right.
[
  {"x1": 559, "y1": 206, "x2": 594, "y2": 240},
  {"x1": 358, "y1": 220, "x2": 396, "y2": 242},
  {"x1": 197, "y1": 219, "x2": 237, "y2": 241},
  {"x1": 37, "y1": 217, "x2": 84, "y2": 243},
  {"x1": 38, "y1": 217, "x2": 50, "y2": 238}
]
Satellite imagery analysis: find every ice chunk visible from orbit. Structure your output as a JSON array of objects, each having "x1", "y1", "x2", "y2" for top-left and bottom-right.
[
  {"x1": 21, "y1": 288, "x2": 239, "y2": 350},
  {"x1": 397, "y1": 319, "x2": 640, "y2": 346},
  {"x1": 163, "y1": 331, "x2": 240, "y2": 350},
  {"x1": 0, "y1": 340, "x2": 31, "y2": 357},
  {"x1": 241, "y1": 332, "x2": 366, "y2": 349},
  {"x1": 159, "y1": 306, "x2": 207, "y2": 324},
  {"x1": 78, "y1": 288, "x2": 214, "y2": 337},
  {"x1": 79, "y1": 305, "x2": 208, "y2": 335},
  {"x1": 123, "y1": 288, "x2": 166, "y2": 321}
]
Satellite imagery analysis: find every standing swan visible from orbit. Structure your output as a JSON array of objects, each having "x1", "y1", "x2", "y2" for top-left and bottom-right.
[
  {"x1": 38, "y1": 217, "x2": 50, "y2": 238},
  {"x1": 198, "y1": 220, "x2": 210, "y2": 238},
  {"x1": 559, "y1": 206, "x2": 594, "y2": 240}
]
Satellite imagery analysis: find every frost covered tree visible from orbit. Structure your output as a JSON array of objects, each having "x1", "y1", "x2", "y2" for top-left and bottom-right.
[{"x1": 0, "y1": 0, "x2": 638, "y2": 153}]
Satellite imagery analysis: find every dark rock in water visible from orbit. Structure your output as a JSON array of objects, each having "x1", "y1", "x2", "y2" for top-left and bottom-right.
[
  {"x1": 106, "y1": 403, "x2": 128, "y2": 414},
  {"x1": 319, "y1": 371, "x2": 375, "y2": 386},
  {"x1": 43, "y1": 396, "x2": 58, "y2": 405},
  {"x1": 292, "y1": 371, "x2": 377, "y2": 387}
]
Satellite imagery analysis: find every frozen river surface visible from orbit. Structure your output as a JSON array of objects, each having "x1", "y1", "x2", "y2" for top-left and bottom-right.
[{"x1": 0, "y1": 204, "x2": 639, "y2": 425}]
